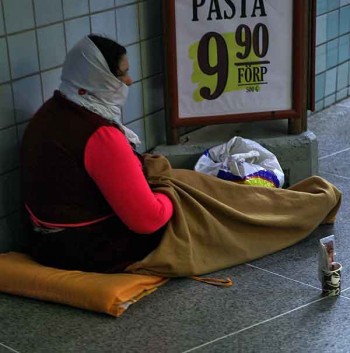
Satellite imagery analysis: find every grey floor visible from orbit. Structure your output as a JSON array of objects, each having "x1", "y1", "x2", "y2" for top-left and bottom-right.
[{"x1": 1, "y1": 98, "x2": 350, "y2": 353}]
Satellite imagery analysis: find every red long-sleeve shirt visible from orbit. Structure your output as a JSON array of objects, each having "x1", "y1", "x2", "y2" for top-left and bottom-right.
[{"x1": 84, "y1": 126, "x2": 173, "y2": 234}]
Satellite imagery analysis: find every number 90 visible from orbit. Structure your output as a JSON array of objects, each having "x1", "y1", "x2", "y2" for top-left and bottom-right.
[{"x1": 197, "y1": 24, "x2": 269, "y2": 101}]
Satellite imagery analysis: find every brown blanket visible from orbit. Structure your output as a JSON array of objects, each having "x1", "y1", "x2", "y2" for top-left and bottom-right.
[{"x1": 126, "y1": 155, "x2": 341, "y2": 277}]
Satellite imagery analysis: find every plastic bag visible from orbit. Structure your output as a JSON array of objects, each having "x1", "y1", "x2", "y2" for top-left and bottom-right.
[{"x1": 194, "y1": 136, "x2": 284, "y2": 188}]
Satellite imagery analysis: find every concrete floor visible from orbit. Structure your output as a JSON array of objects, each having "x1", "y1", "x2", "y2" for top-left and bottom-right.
[{"x1": 1, "y1": 98, "x2": 350, "y2": 353}]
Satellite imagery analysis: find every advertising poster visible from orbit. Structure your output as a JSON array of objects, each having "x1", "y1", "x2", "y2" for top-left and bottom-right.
[{"x1": 174, "y1": 0, "x2": 294, "y2": 119}]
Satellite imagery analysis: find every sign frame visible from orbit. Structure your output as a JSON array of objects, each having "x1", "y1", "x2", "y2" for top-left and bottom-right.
[{"x1": 163, "y1": 0, "x2": 312, "y2": 137}]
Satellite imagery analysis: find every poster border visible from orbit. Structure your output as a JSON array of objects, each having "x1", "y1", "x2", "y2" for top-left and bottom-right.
[{"x1": 164, "y1": 0, "x2": 309, "y2": 128}]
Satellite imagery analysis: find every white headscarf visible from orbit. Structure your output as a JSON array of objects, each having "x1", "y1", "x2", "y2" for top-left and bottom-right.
[{"x1": 59, "y1": 35, "x2": 141, "y2": 145}]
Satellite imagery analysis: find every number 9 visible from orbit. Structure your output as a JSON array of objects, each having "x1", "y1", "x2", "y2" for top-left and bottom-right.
[
  {"x1": 235, "y1": 25, "x2": 251, "y2": 60},
  {"x1": 197, "y1": 32, "x2": 228, "y2": 100}
]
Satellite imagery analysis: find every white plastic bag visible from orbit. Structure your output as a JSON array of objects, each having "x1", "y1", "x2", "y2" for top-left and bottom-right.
[{"x1": 194, "y1": 136, "x2": 284, "y2": 188}]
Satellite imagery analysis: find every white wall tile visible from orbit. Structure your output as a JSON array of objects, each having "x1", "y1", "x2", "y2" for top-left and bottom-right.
[
  {"x1": 65, "y1": 17, "x2": 91, "y2": 51},
  {"x1": 145, "y1": 109, "x2": 166, "y2": 151},
  {"x1": 324, "y1": 93, "x2": 335, "y2": 107},
  {"x1": 315, "y1": 44, "x2": 326, "y2": 74},
  {"x1": 142, "y1": 74, "x2": 164, "y2": 115},
  {"x1": 339, "y1": 6, "x2": 350, "y2": 36},
  {"x1": 325, "y1": 67, "x2": 337, "y2": 95},
  {"x1": 315, "y1": 73, "x2": 325, "y2": 101},
  {"x1": 90, "y1": 0, "x2": 114, "y2": 12},
  {"x1": 0, "y1": 38, "x2": 10, "y2": 83},
  {"x1": 3, "y1": 0, "x2": 35, "y2": 34},
  {"x1": 17, "y1": 121, "x2": 29, "y2": 144},
  {"x1": 37, "y1": 23, "x2": 66, "y2": 70},
  {"x1": 0, "y1": 126, "x2": 19, "y2": 173},
  {"x1": 62, "y1": 0, "x2": 89, "y2": 19},
  {"x1": 13, "y1": 75, "x2": 43, "y2": 123},
  {"x1": 314, "y1": 99, "x2": 324, "y2": 112},
  {"x1": 123, "y1": 81, "x2": 143, "y2": 123},
  {"x1": 34, "y1": 0, "x2": 63, "y2": 26},
  {"x1": 337, "y1": 62, "x2": 349, "y2": 90},
  {"x1": 0, "y1": 170, "x2": 20, "y2": 218},
  {"x1": 316, "y1": 15, "x2": 327, "y2": 45},
  {"x1": 139, "y1": 0, "x2": 162, "y2": 40},
  {"x1": 115, "y1": 0, "x2": 137, "y2": 7},
  {"x1": 0, "y1": 84, "x2": 15, "y2": 129},
  {"x1": 126, "y1": 43, "x2": 141, "y2": 82},
  {"x1": 0, "y1": 5, "x2": 5, "y2": 36},
  {"x1": 7, "y1": 31, "x2": 39, "y2": 79},
  {"x1": 141, "y1": 37, "x2": 163, "y2": 78},
  {"x1": 91, "y1": 10, "x2": 116, "y2": 40},
  {"x1": 125, "y1": 118, "x2": 146, "y2": 153},
  {"x1": 116, "y1": 5, "x2": 139, "y2": 45},
  {"x1": 336, "y1": 88, "x2": 348, "y2": 101},
  {"x1": 42, "y1": 68, "x2": 62, "y2": 101}
]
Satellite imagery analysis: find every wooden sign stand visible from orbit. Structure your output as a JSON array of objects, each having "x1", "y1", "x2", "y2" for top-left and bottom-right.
[{"x1": 163, "y1": 0, "x2": 315, "y2": 144}]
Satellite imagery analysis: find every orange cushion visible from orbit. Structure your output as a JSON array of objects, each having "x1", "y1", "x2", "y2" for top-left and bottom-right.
[{"x1": 0, "y1": 252, "x2": 167, "y2": 317}]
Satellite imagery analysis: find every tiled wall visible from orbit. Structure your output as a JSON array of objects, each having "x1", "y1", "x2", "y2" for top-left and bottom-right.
[
  {"x1": 0, "y1": 0, "x2": 165, "y2": 252},
  {"x1": 315, "y1": 0, "x2": 350, "y2": 111}
]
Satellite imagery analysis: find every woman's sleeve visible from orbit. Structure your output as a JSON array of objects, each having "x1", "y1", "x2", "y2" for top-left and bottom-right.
[{"x1": 84, "y1": 126, "x2": 173, "y2": 234}]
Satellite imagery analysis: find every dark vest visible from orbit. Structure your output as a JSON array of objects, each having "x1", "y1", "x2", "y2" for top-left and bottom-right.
[
  {"x1": 21, "y1": 91, "x2": 163, "y2": 273},
  {"x1": 21, "y1": 91, "x2": 118, "y2": 223}
]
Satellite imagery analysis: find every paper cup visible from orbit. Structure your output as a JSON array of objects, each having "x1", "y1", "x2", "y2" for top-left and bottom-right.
[{"x1": 322, "y1": 262, "x2": 342, "y2": 297}]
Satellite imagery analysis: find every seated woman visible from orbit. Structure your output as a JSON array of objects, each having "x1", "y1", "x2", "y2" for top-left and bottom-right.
[
  {"x1": 22, "y1": 34, "x2": 342, "y2": 277},
  {"x1": 21, "y1": 34, "x2": 174, "y2": 273}
]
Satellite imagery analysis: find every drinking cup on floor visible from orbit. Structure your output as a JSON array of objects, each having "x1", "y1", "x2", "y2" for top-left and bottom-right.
[{"x1": 322, "y1": 262, "x2": 342, "y2": 297}]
